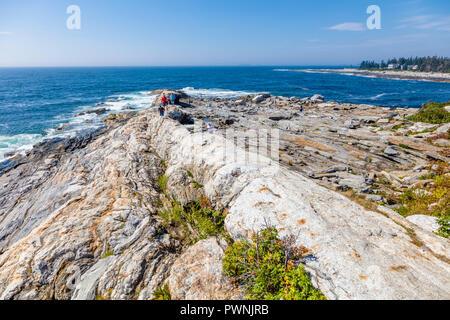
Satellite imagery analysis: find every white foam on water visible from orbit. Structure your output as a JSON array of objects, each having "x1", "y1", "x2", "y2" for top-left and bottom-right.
[
  {"x1": 102, "y1": 92, "x2": 156, "y2": 112},
  {"x1": 368, "y1": 92, "x2": 401, "y2": 100},
  {"x1": 181, "y1": 87, "x2": 259, "y2": 98},
  {"x1": 0, "y1": 91, "x2": 157, "y2": 161},
  {"x1": 370, "y1": 93, "x2": 387, "y2": 100},
  {"x1": 0, "y1": 134, "x2": 43, "y2": 160}
]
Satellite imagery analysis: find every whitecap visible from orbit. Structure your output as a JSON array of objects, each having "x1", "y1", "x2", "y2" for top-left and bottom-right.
[
  {"x1": 0, "y1": 91, "x2": 158, "y2": 160},
  {"x1": 0, "y1": 133, "x2": 43, "y2": 160}
]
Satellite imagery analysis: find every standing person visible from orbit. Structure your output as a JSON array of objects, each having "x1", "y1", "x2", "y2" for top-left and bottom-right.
[
  {"x1": 170, "y1": 93, "x2": 176, "y2": 105},
  {"x1": 159, "y1": 104, "x2": 165, "y2": 117},
  {"x1": 161, "y1": 95, "x2": 168, "y2": 107},
  {"x1": 299, "y1": 105, "x2": 303, "y2": 113}
]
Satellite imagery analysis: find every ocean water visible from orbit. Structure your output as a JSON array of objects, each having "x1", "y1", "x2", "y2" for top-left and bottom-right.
[{"x1": 0, "y1": 66, "x2": 449, "y2": 159}]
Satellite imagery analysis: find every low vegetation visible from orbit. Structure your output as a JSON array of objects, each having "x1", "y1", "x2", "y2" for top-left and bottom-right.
[
  {"x1": 341, "y1": 189, "x2": 379, "y2": 212},
  {"x1": 223, "y1": 227, "x2": 326, "y2": 300},
  {"x1": 101, "y1": 250, "x2": 114, "y2": 259},
  {"x1": 408, "y1": 101, "x2": 450, "y2": 124},
  {"x1": 152, "y1": 284, "x2": 171, "y2": 300},
  {"x1": 390, "y1": 162, "x2": 449, "y2": 238},
  {"x1": 159, "y1": 197, "x2": 228, "y2": 245}
]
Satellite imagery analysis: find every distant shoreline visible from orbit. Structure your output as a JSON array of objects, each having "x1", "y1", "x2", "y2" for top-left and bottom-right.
[{"x1": 286, "y1": 68, "x2": 450, "y2": 83}]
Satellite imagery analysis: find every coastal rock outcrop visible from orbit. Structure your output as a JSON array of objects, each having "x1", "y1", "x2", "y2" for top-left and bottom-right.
[
  {"x1": 0, "y1": 91, "x2": 448, "y2": 300},
  {"x1": 145, "y1": 114, "x2": 449, "y2": 300}
]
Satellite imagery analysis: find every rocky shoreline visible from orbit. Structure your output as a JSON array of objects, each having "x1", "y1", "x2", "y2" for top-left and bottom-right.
[
  {"x1": 0, "y1": 90, "x2": 448, "y2": 300},
  {"x1": 291, "y1": 68, "x2": 450, "y2": 83}
]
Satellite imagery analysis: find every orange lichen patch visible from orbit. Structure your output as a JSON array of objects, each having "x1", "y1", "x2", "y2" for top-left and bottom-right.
[
  {"x1": 300, "y1": 245, "x2": 313, "y2": 256},
  {"x1": 359, "y1": 275, "x2": 368, "y2": 280},
  {"x1": 199, "y1": 197, "x2": 212, "y2": 209},
  {"x1": 440, "y1": 148, "x2": 450, "y2": 157},
  {"x1": 390, "y1": 265, "x2": 409, "y2": 272},
  {"x1": 284, "y1": 136, "x2": 337, "y2": 153},
  {"x1": 11, "y1": 274, "x2": 23, "y2": 281},
  {"x1": 310, "y1": 232, "x2": 316, "y2": 237},
  {"x1": 258, "y1": 187, "x2": 269, "y2": 193},
  {"x1": 297, "y1": 219, "x2": 307, "y2": 225},
  {"x1": 388, "y1": 136, "x2": 441, "y2": 152},
  {"x1": 312, "y1": 244, "x2": 321, "y2": 251},
  {"x1": 281, "y1": 213, "x2": 288, "y2": 218},
  {"x1": 349, "y1": 150, "x2": 369, "y2": 160}
]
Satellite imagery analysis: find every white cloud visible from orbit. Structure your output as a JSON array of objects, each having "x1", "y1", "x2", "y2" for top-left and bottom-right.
[
  {"x1": 397, "y1": 15, "x2": 450, "y2": 31},
  {"x1": 328, "y1": 22, "x2": 365, "y2": 32}
]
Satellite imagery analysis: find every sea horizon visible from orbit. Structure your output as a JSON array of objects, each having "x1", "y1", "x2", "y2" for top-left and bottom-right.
[{"x1": 1, "y1": 66, "x2": 449, "y2": 159}]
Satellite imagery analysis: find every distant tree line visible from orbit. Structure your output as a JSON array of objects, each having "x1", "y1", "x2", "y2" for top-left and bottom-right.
[{"x1": 360, "y1": 56, "x2": 450, "y2": 73}]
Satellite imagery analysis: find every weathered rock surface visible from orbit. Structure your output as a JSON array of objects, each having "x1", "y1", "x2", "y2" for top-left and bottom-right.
[
  {"x1": 167, "y1": 238, "x2": 243, "y2": 300},
  {"x1": 145, "y1": 114, "x2": 449, "y2": 300},
  {"x1": 310, "y1": 94, "x2": 325, "y2": 103},
  {"x1": 406, "y1": 215, "x2": 440, "y2": 234},
  {"x1": 0, "y1": 91, "x2": 448, "y2": 300}
]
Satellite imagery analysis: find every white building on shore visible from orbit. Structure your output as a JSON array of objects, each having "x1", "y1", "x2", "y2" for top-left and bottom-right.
[{"x1": 387, "y1": 64, "x2": 398, "y2": 70}]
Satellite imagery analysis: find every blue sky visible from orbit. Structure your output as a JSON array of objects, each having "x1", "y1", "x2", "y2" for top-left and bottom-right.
[{"x1": 0, "y1": 0, "x2": 449, "y2": 66}]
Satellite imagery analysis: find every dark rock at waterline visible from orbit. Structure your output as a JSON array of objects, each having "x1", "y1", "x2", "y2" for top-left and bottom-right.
[
  {"x1": 57, "y1": 123, "x2": 71, "y2": 131},
  {"x1": 3, "y1": 151, "x2": 17, "y2": 158},
  {"x1": 78, "y1": 108, "x2": 109, "y2": 116},
  {"x1": 0, "y1": 155, "x2": 24, "y2": 176}
]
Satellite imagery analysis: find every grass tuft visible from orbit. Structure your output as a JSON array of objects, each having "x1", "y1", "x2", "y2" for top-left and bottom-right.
[
  {"x1": 152, "y1": 284, "x2": 171, "y2": 300},
  {"x1": 157, "y1": 175, "x2": 168, "y2": 194}
]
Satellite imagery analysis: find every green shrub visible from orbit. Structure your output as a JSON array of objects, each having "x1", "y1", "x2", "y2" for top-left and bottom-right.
[
  {"x1": 159, "y1": 201, "x2": 185, "y2": 226},
  {"x1": 152, "y1": 284, "x2": 171, "y2": 300},
  {"x1": 223, "y1": 227, "x2": 326, "y2": 300},
  {"x1": 408, "y1": 101, "x2": 450, "y2": 124},
  {"x1": 159, "y1": 199, "x2": 227, "y2": 245}
]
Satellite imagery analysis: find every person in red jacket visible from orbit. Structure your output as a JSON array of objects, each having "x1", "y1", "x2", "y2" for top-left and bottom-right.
[{"x1": 161, "y1": 95, "x2": 168, "y2": 107}]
